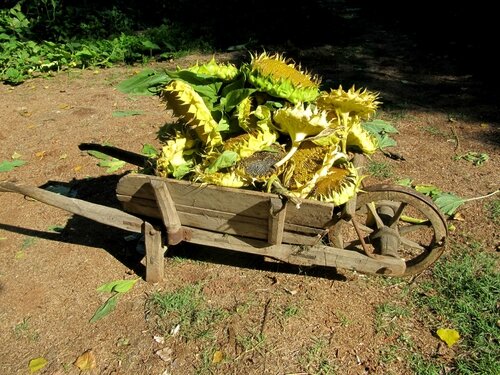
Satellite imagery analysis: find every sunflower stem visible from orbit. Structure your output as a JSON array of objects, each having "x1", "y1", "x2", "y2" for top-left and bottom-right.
[{"x1": 274, "y1": 144, "x2": 299, "y2": 169}]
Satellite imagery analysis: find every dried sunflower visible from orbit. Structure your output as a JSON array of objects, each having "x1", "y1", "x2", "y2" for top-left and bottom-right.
[{"x1": 247, "y1": 52, "x2": 321, "y2": 104}]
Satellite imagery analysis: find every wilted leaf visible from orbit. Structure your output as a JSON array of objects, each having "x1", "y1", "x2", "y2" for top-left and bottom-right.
[
  {"x1": 0, "y1": 159, "x2": 26, "y2": 172},
  {"x1": 35, "y1": 151, "x2": 47, "y2": 159},
  {"x1": 29, "y1": 357, "x2": 48, "y2": 373},
  {"x1": 434, "y1": 193, "x2": 465, "y2": 216},
  {"x1": 0, "y1": 237, "x2": 7, "y2": 241},
  {"x1": 89, "y1": 294, "x2": 119, "y2": 323},
  {"x1": 97, "y1": 158, "x2": 126, "y2": 173},
  {"x1": 47, "y1": 225, "x2": 64, "y2": 233},
  {"x1": 74, "y1": 349, "x2": 96, "y2": 370},
  {"x1": 362, "y1": 119, "x2": 398, "y2": 134},
  {"x1": 97, "y1": 278, "x2": 139, "y2": 293},
  {"x1": 112, "y1": 110, "x2": 144, "y2": 117},
  {"x1": 212, "y1": 350, "x2": 224, "y2": 364},
  {"x1": 397, "y1": 178, "x2": 413, "y2": 187},
  {"x1": 437, "y1": 328, "x2": 460, "y2": 347}
]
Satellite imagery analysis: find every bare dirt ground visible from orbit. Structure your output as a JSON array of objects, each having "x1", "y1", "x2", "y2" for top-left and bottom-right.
[{"x1": 0, "y1": 41, "x2": 498, "y2": 375}]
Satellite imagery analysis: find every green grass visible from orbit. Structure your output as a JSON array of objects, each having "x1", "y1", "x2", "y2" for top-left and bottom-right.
[
  {"x1": 148, "y1": 283, "x2": 229, "y2": 340},
  {"x1": 421, "y1": 126, "x2": 450, "y2": 137},
  {"x1": 485, "y1": 199, "x2": 500, "y2": 225},
  {"x1": 367, "y1": 160, "x2": 394, "y2": 179},
  {"x1": 375, "y1": 302, "x2": 411, "y2": 335},
  {"x1": 299, "y1": 338, "x2": 337, "y2": 375},
  {"x1": 411, "y1": 241, "x2": 500, "y2": 374}
]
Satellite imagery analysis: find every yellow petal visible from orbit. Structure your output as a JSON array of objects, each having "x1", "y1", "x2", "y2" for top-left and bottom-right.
[{"x1": 437, "y1": 328, "x2": 460, "y2": 347}]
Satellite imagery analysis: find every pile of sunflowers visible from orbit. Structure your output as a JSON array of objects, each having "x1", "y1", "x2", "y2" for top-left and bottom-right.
[{"x1": 153, "y1": 52, "x2": 380, "y2": 206}]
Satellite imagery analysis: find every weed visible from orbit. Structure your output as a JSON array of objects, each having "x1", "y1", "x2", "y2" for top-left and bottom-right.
[
  {"x1": 148, "y1": 283, "x2": 228, "y2": 340},
  {"x1": 235, "y1": 331, "x2": 267, "y2": 360},
  {"x1": 485, "y1": 199, "x2": 500, "y2": 225},
  {"x1": 412, "y1": 241, "x2": 500, "y2": 374},
  {"x1": 13, "y1": 317, "x2": 39, "y2": 341},
  {"x1": 453, "y1": 151, "x2": 489, "y2": 166},
  {"x1": 421, "y1": 126, "x2": 450, "y2": 138},
  {"x1": 375, "y1": 302, "x2": 410, "y2": 335},
  {"x1": 367, "y1": 161, "x2": 393, "y2": 179},
  {"x1": 299, "y1": 338, "x2": 337, "y2": 375},
  {"x1": 282, "y1": 304, "x2": 300, "y2": 319},
  {"x1": 409, "y1": 353, "x2": 443, "y2": 375}
]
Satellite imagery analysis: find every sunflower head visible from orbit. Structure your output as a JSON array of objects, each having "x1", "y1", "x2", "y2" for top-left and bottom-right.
[
  {"x1": 162, "y1": 80, "x2": 223, "y2": 149},
  {"x1": 247, "y1": 52, "x2": 321, "y2": 104},
  {"x1": 308, "y1": 164, "x2": 362, "y2": 205},
  {"x1": 316, "y1": 85, "x2": 380, "y2": 120},
  {"x1": 346, "y1": 121, "x2": 378, "y2": 154},
  {"x1": 186, "y1": 57, "x2": 239, "y2": 81}
]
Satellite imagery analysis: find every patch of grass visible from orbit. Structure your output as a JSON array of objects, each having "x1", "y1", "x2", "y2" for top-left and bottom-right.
[
  {"x1": 148, "y1": 283, "x2": 229, "y2": 340},
  {"x1": 409, "y1": 353, "x2": 443, "y2": 375},
  {"x1": 282, "y1": 304, "x2": 300, "y2": 319},
  {"x1": 485, "y1": 199, "x2": 500, "y2": 225},
  {"x1": 299, "y1": 338, "x2": 337, "y2": 375},
  {"x1": 412, "y1": 241, "x2": 500, "y2": 374},
  {"x1": 375, "y1": 302, "x2": 411, "y2": 335},
  {"x1": 367, "y1": 160, "x2": 393, "y2": 179},
  {"x1": 13, "y1": 317, "x2": 39, "y2": 341},
  {"x1": 421, "y1": 126, "x2": 450, "y2": 137}
]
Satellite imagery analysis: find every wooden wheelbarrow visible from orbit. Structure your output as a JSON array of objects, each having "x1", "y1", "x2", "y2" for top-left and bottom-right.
[{"x1": 0, "y1": 146, "x2": 448, "y2": 283}]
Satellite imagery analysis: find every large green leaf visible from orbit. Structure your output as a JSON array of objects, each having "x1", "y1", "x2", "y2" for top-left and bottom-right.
[
  {"x1": 86, "y1": 150, "x2": 126, "y2": 173},
  {"x1": 97, "y1": 278, "x2": 139, "y2": 293},
  {"x1": 221, "y1": 88, "x2": 256, "y2": 111},
  {"x1": 0, "y1": 159, "x2": 26, "y2": 172},
  {"x1": 433, "y1": 193, "x2": 466, "y2": 215},
  {"x1": 89, "y1": 294, "x2": 119, "y2": 323},
  {"x1": 362, "y1": 119, "x2": 398, "y2": 134},
  {"x1": 116, "y1": 69, "x2": 169, "y2": 95}
]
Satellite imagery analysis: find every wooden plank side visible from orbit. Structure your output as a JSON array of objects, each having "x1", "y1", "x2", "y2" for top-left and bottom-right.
[
  {"x1": 185, "y1": 228, "x2": 406, "y2": 276},
  {"x1": 116, "y1": 174, "x2": 335, "y2": 227},
  {"x1": 144, "y1": 222, "x2": 164, "y2": 283},
  {"x1": 268, "y1": 197, "x2": 286, "y2": 245},
  {"x1": 120, "y1": 200, "x2": 322, "y2": 245}
]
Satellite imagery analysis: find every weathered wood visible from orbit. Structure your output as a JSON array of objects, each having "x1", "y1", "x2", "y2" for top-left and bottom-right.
[
  {"x1": 116, "y1": 174, "x2": 334, "y2": 227},
  {"x1": 185, "y1": 228, "x2": 406, "y2": 276},
  {"x1": 119, "y1": 200, "x2": 322, "y2": 245},
  {"x1": 144, "y1": 222, "x2": 164, "y2": 282},
  {"x1": 268, "y1": 197, "x2": 286, "y2": 245},
  {"x1": 0, "y1": 181, "x2": 143, "y2": 233}
]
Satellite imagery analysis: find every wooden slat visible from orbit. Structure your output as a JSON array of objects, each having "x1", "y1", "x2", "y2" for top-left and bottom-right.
[
  {"x1": 120, "y1": 200, "x2": 321, "y2": 245},
  {"x1": 185, "y1": 228, "x2": 406, "y2": 276},
  {"x1": 116, "y1": 174, "x2": 334, "y2": 227},
  {"x1": 144, "y1": 222, "x2": 164, "y2": 283},
  {"x1": 0, "y1": 181, "x2": 143, "y2": 233},
  {"x1": 268, "y1": 197, "x2": 286, "y2": 245},
  {"x1": 150, "y1": 180, "x2": 182, "y2": 232}
]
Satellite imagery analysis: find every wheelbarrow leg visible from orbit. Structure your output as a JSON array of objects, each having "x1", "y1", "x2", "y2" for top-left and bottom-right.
[{"x1": 144, "y1": 221, "x2": 164, "y2": 283}]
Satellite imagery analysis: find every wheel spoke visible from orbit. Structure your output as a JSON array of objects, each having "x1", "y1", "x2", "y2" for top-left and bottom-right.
[
  {"x1": 389, "y1": 202, "x2": 407, "y2": 228},
  {"x1": 366, "y1": 202, "x2": 384, "y2": 229},
  {"x1": 400, "y1": 237, "x2": 426, "y2": 251},
  {"x1": 399, "y1": 223, "x2": 431, "y2": 235}
]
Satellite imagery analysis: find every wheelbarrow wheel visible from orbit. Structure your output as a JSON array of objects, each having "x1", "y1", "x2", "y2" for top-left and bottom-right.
[{"x1": 330, "y1": 184, "x2": 448, "y2": 276}]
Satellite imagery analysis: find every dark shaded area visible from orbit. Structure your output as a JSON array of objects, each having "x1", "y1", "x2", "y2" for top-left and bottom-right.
[{"x1": 3, "y1": 0, "x2": 498, "y2": 121}]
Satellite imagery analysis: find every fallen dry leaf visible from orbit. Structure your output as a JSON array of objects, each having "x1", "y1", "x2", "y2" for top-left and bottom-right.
[
  {"x1": 35, "y1": 151, "x2": 47, "y2": 159},
  {"x1": 155, "y1": 347, "x2": 173, "y2": 362},
  {"x1": 212, "y1": 350, "x2": 224, "y2": 364},
  {"x1": 74, "y1": 349, "x2": 96, "y2": 371},
  {"x1": 29, "y1": 357, "x2": 48, "y2": 373}
]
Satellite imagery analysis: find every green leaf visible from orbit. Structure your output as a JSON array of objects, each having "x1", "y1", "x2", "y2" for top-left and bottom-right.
[
  {"x1": 86, "y1": 150, "x2": 126, "y2": 173},
  {"x1": 112, "y1": 110, "x2": 144, "y2": 117},
  {"x1": 89, "y1": 294, "x2": 119, "y2": 323},
  {"x1": 0, "y1": 159, "x2": 26, "y2": 172},
  {"x1": 47, "y1": 225, "x2": 64, "y2": 233},
  {"x1": 434, "y1": 193, "x2": 466, "y2": 215},
  {"x1": 165, "y1": 69, "x2": 222, "y2": 86},
  {"x1": 116, "y1": 69, "x2": 169, "y2": 95},
  {"x1": 141, "y1": 144, "x2": 158, "y2": 157},
  {"x1": 397, "y1": 178, "x2": 413, "y2": 187},
  {"x1": 97, "y1": 278, "x2": 139, "y2": 293},
  {"x1": 221, "y1": 88, "x2": 256, "y2": 111},
  {"x1": 377, "y1": 134, "x2": 397, "y2": 149},
  {"x1": 205, "y1": 151, "x2": 238, "y2": 174},
  {"x1": 97, "y1": 158, "x2": 126, "y2": 173},
  {"x1": 363, "y1": 119, "x2": 398, "y2": 134},
  {"x1": 415, "y1": 184, "x2": 442, "y2": 198},
  {"x1": 29, "y1": 357, "x2": 48, "y2": 373}
]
